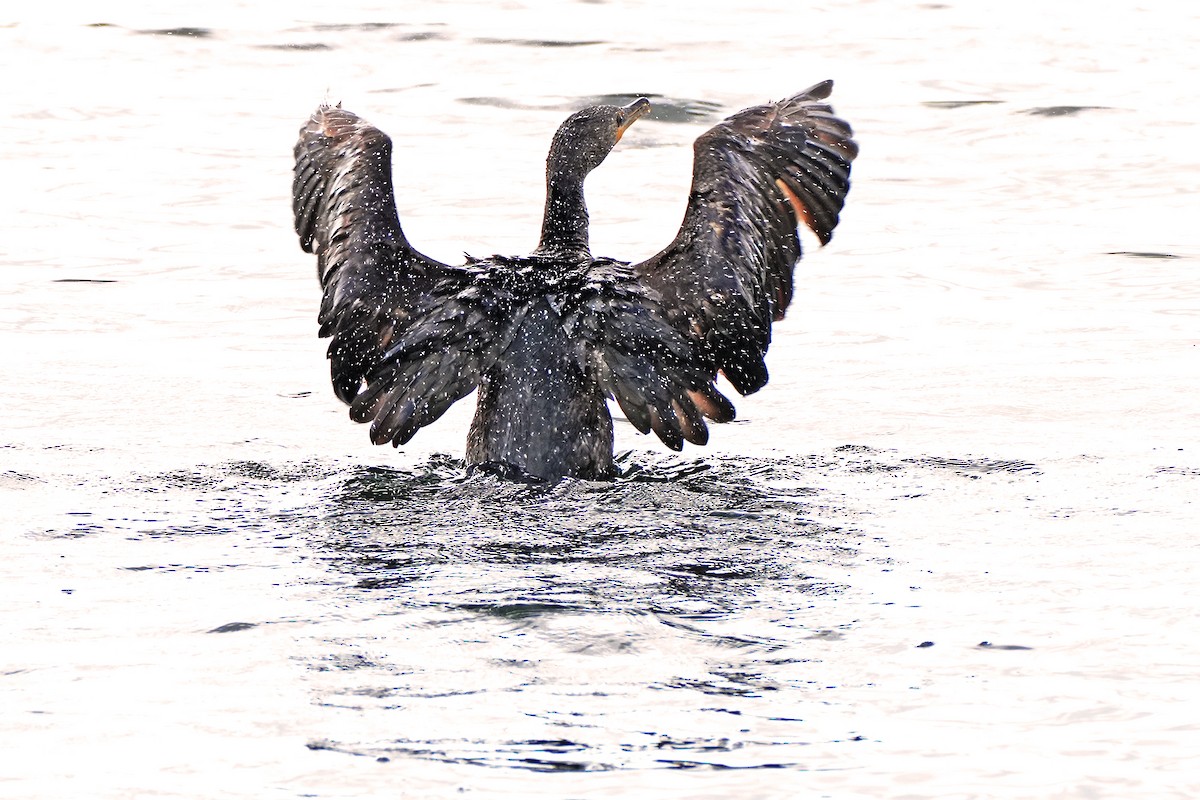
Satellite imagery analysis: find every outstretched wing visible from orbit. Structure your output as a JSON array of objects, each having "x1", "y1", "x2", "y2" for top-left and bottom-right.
[
  {"x1": 632, "y1": 80, "x2": 858, "y2": 396},
  {"x1": 562, "y1": 261, "x2": 736, "y2": 451},
  {"x1": 293, "y1": 104, "x2": 451, "y2": 405}
]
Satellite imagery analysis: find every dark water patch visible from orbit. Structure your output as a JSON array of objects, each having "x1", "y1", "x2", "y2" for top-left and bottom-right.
[
  {"x1": 137, "y1": 27, "x2": 213, "y2": 38},
  {"x1": 617, "y1": 453, "x2": 711, "y2": 482},
  {"x1": 1156, "y1": 465, "x2": 1200, "y2": 476},
  {"x1": 307, "y1": 22, "x2": 403, "y2": 32},
  {"x1": 114, "y1": 561, "x2": 246, "y2": 573},
  {"x1": 1022, "y1": 105, "x2": 1109, "y2": 117},
  {"x1": 256, "y1": 42, "x2": 333, "y2": 51},
  {"x1": 309, "y1": 652, "x2": 383, "y2": 673},
  {"x1": 311, "y1": 736, "x2": 609, "y2": 771},
  {"x1": 662, "y1": 562, "x2": 759, "y2": 580},
  {"x1": 655, "y1": 759, "x2": 794, "y2": 770},
  {"x1": 315, "y1": 729, "x2": 819, "y2": 772},
  {"x1": 509, "y1": 756, "x2": 592, "y2": 772},
  {"x1": 654, "y1": 616, "x2": 791, "y2": 651},
  {"x1": 977, "y1": 641, "x2": 1033, "y2": 651},
  {"x1": 804, "y1": 629, "x2": 847, "y2": 642},
  {"x1": 922, "y1": 100, "x2": 1003, "y2": 109},
  {"x1": 645, "y1": 735, "x2": 745, "y2": 752},
  {"x1": 457, "y1": 601, "x2": 587, "y2": 619},
  {"x1": 1, "y1": 469, "x2": 41, "y2": 486},
  {"x1": 345, "y1": 686, "x2": 402, "y2": 700},
  {"x1": 829, "y1": 444, "x2": 912, "y2": 475},
  {"x1": 262, "y1": 23, "x2": 446, "y2": 50},
  {"x1": 833, "y1": 444, "x2": 878, "y2": 453},
  {"x1": 223, "y1": 459, "x2": 336, "y2": 482},
  {"x1": 153, "y1": 459, "x2": 342, "y2": 491},
  {"x1": 392, "y1": 31, "x2": 447, "y2": 42},
  {"x1": 43, "y1": 522, "x2": 103, "y2": 539},
  {"x1": 132, "y1": 518, "x2": 287, "y2": 540},
  {"x1": 1108, "y1": 251, "x2": 1181, "y2": 260},
  {"x1": 385, "y1": 687, "x2": 487, "y2": 701},
  {"x1": 846, "y1": 459, "x2": 903, "y2": 474},
  {"x1": 474, "y1": 37, "x2": 606, "y2": 48},
  {"x1": 905, "y1": 455, "x2": 1040, "y2": 476}
]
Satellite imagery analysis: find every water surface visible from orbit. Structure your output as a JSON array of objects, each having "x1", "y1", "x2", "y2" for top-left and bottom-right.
[{"x1": 2, "y1": 1, "x2": 1198, "y2": 798}]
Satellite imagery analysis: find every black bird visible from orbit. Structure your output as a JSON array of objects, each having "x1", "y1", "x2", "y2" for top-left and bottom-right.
[{"x1": 292, "y1": 81, "x2": 857, "y2": 480}]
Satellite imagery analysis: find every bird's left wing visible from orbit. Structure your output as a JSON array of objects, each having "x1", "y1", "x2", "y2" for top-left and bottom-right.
[{"x1": 293, "y1": 104, "x2": 452, "y2": 405}]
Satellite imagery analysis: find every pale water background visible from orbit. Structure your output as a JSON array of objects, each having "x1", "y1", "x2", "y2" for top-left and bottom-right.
[{"x1": 2, "y1": 1, "x2": 1198, "y2": 797}]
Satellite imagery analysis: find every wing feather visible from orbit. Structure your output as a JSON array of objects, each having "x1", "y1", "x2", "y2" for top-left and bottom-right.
[
  {"x1": 561, "y1": 261, "x2": 734, "y2": 451},
  {"x1": 292, "y1": 104, "x2": 452, "y2": 405},
  {"x1": 633, "y1": 80, "x2": 858, "y2": 396},
  {"x1": 345, "y1": 264, "x2": 529, "y2": 448}
]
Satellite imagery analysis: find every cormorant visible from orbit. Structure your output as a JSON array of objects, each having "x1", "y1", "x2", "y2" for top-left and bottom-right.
[{"x1": 292, "y1": 81, "x2": 857, "y2": 480}]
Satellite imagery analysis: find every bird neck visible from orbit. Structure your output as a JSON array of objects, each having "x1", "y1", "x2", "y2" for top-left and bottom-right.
[{"x1": 535, "y1": 171, "x2": 590, "y2": 259}]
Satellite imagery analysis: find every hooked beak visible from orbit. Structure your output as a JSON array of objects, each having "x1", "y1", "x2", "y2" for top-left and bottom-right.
[{"x1": 615, "y1": 97, "x2": 651, "y2": 142}]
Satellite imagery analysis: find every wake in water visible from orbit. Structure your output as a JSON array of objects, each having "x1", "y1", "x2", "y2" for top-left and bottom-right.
[{"x1": 26, "y1": 447, "x2": 1054, "y2": 772}]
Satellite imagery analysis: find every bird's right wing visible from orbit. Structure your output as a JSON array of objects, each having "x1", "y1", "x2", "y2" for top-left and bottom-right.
[
  {"x1": 632, "y1": 81, "x2": 857, "y2": 396},
  {"x1": 293, "y1": 104, "x2": 452, "y2": 405}
]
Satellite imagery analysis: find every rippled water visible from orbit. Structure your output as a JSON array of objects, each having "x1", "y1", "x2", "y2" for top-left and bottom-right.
[{"x1": 2, "y1": 1, "x2": 1198, "y2": 798}]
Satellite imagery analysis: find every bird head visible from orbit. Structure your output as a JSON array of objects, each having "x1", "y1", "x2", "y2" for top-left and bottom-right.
[{"x1": 546, "y1": 97, "x2": 651, "y2": 179}]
